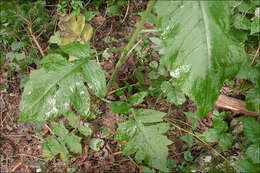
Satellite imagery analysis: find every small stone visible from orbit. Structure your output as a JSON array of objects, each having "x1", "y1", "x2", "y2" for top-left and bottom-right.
[
  {"x1": 203, "y1": 155, "x2": 212, "y2": 163},
  {"x1": 230, "y1": 119, "x2": 239, "y2": 127},
  {"x1": 232, "y1": 122, "x2": 243, "y2": 135}
]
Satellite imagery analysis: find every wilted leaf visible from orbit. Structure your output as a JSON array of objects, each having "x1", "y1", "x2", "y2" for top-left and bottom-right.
[
  {"x1": 58, "y1": 13, "x2": 93, "y2": 45},
  {"x1": 81, "y1": 23, "x2": 93, "y2": 43}
]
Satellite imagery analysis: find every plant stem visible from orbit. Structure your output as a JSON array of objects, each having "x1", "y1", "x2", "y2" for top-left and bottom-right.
[{"x1": 107, "y1": 0, "x2": 156, "y2": 91}]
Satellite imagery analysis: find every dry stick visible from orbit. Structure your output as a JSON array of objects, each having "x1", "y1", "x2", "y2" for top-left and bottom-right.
[
  {"x1": 251, "y1": 45, "x2": 260, "y2": 64},
  {"x1": 27, "y1": 25, "x2": 45, "y2": 57},
  {"x1": 122, "y1": 0, "x2": 130, "y2": 23},
  {"x1": 165, "y1": 118, "x2": 239, "y2": 172},
  {"x1": 107, "y1": 0, "x2": 156, "y2": 91},
  {"x1": 11, "y1": 161, "x2": 22, "y2": 172}
]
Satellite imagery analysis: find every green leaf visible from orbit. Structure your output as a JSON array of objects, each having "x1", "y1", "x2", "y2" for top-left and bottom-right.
[
  {"x1": 6, "y1": 52, "x2": 16, "y2": 61},
  {"x1": 11, "y1": 41, "x2": 24, "y2": 51},
  {"x1": 81, "y1": 60, "x2": 106, "y2": 98},
  {"x1": 238, "y1": 118, "x2": 260, "y2": 143},
  {"x1": 60, "y1": 42, "x2": 93, "y2": 59},
  {"x1": 251, "y1": 17, "x2": 260, "y2": 35},
  {"x1": 181, "y1": 135, "x2": 194, "y2": 148},
  {"x1": 106, "y1": 5, "x2": 120, "y2": 16},
  {"x1": 84, "y1": 11, "x2": 99, "y2": 21},
  {"x1": 219, "y1": 133, "x2": 233, "y2": 152},
  {"x1": 107, "y1": 101, "x2": 131, "y2": 114},
  {"x1": 127, "y1": 92, "x2": 148, "y2": 106},
  {"x1": 142, "y1": 166, "x2": 155, "y2": 173},
  {"x1": 149, "y1": 61, "x2": 158, "y2": 69},
  {"x1": 0, "y1": 53, "x2": 4, "y2": 70},
  {"x1": 246, "y1": 143, "x2": 260, "y2": 164},
  {"x1": 235, "y1": 159, "x2": 260, "y2": 173},
  {"x1": 233, "y1": 14, "x2": 251, "y2": 30},
  {"x1": 148, "y1": 71, "x2": 159, "y2": 79},
  {"x1": 203, "y1": 129, "x2": 219, "y2": 143},
  {"x1": 78, "y1": 123, "x2": 92, "y2": 137},
  {"x1": 64, "y1": 133, "x2": 82, "y2": 153},
  {"x1": 89, "y1": 138, "x2": 104, "y2": 151},
  {"x1": 42, "y1": 136, "x2": 69, "y2": 161},
  {"x1": 161, "y1": 81, "x2": 186, "y2": 106},
  {"x1": 102, "y1": 48, "x2": 110, "y2": 59},
  {"x1": 114, "y1": 119, "x2": 136, "y2": 141},
  {"x1": 212, "y1": 119, "x2": 228, "y2": 134},
  {"x1": 155, "y1": 1, "x2": 247, "y2": 117},
  {"x1": 40, "y1": 54, "x2": 67, "y2": 71},
  {"x1": 134, "y1": 109, "x2": 167, "y2": 123},
  {"x1": 66, "y1": 111, "x2": 80, "y2": 128},
  {"x1": 192, "y1": 120, "x2": 200, "y2": 130},
  {"x1": 15, "y1": 52, "x2": 26, "y2": 60},
  {"x1": 184, "y1": 151, "x2": 193, "y2": 161},
  {"x1": 50, "y1": 122, "x2": 82, "y2": 154},
  {"x1": 116, "y1": 109, "x2": 171, "y2": 172},
  {"x1": 49, "y1": 31, "x2": 60, "y2": 44},
  {"x1": 51, "y1": 122, "x2": 68, "y2": 139},
  {"x1": 246, "y1": 85, "x2": 260, "y2": 111},
  {"x1": 19, "y1": 54, "x2": 90, "y2": 122}
]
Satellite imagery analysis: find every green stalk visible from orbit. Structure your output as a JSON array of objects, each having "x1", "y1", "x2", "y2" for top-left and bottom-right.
[{"x1": 107, "y1": 0, "x2": 156, "y2": 91}]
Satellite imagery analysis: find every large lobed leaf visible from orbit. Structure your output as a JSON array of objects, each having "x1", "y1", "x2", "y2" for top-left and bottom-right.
[
  {"x1": 19, "y1": 42, "x2": 106, "y2": 122},
  {"x1": 115, "y1": 109, "x2": 172, "y2": 172},
  {"x1": 155, "y1": 1, "x2": 248, "y2": 117}
]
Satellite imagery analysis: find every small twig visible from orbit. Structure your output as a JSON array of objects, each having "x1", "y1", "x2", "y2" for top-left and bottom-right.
[
  {"x1": 128, "y1": 156, "x2": 140, "y2": 169},
  {"x1": 251, "y1": 45, "x2": 260, "y2": 64},
  {"x1": 11, "y1": 161, "x2": 22, "y2": 172},
  {"x1": 16, "y1": 153, "x2": 45, "y2": 161},
  {"x1": 122, "y1": 0, "x2": 130, "y2": 23},
  {"x1": 27, "y1": 25, "x2": 45, "y2": 57},
  {"x1": 107, "y1": 83, "x2": 138, "y2": 95},
  {"x1": 113, "y1": 151, "x2": 123, "y2": 155},
  {"x1": 100, "y1": 98, "x2": 112, "y2": 103},
  {"x1": 127, "y1": 39, "x2": 142, "y2": 57},
  {"x1": 44, "y1": 124, "x2": 54, "y2": 135},
  {"x1": 140, "y1": 29, "x2": 158, "y2": 33}
]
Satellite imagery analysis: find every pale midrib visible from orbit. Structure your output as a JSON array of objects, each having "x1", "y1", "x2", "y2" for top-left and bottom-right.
[
  {"x1": 200, "y1": 1, "x2": 211, "y2": 116},
  {"x1": 200, "y1": 1, "x2": 211, "y2": 65},
  {"x1": 26, "y1": 60, "x2": 87, "y2": 113}
]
